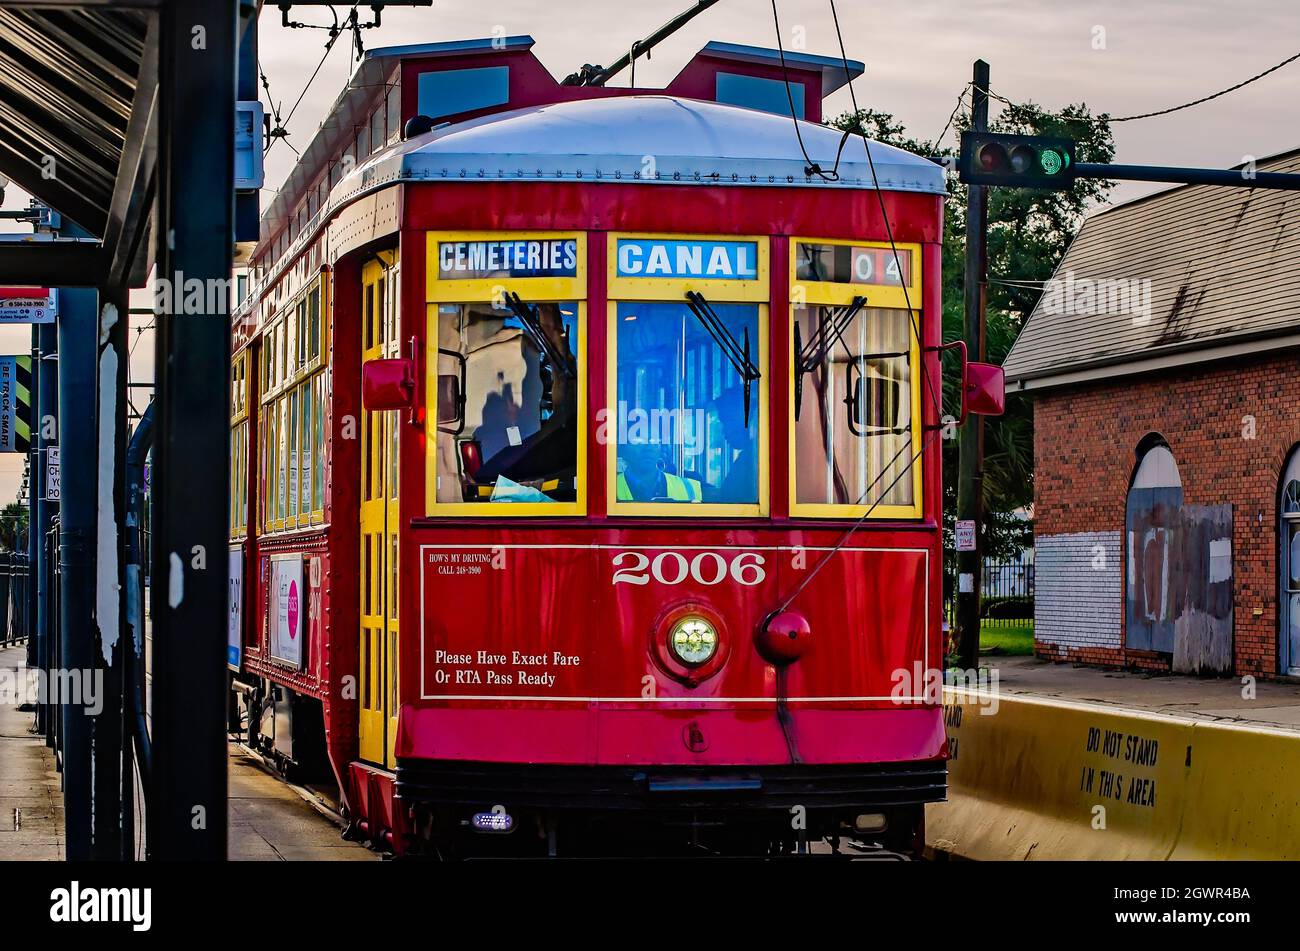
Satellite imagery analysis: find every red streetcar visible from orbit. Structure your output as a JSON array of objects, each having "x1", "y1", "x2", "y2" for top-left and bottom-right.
[{"x1": 228, "y1": 33, "x2": 1003, "y2": 857}]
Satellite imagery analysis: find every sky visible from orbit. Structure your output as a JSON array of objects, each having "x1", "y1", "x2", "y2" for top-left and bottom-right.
[{"x1": 0, "y1": 0, "x2": 1297, "y2": 501}]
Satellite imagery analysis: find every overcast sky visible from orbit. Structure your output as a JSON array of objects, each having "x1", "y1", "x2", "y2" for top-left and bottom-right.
[{"x1": 0, "y1": 0, "x2": 1297, "y2": 501}]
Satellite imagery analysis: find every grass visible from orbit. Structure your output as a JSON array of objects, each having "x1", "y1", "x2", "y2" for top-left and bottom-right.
[{"x1": 979, "y1": 620, "x2": 1034, "y2": 656}]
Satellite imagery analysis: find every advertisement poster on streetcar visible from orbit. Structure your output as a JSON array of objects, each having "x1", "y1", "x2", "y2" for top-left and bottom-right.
[
  {"x1": 227, "y1": 549, "x2": 242, "y2": 671},
  {"x1": 268, "y1": 556, "x2": 305, "y2": 670}
]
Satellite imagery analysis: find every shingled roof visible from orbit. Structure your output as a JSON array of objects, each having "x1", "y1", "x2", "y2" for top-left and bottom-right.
[{"x1": 1004, "y1": 148, "x2": 1300, "y2": 391}]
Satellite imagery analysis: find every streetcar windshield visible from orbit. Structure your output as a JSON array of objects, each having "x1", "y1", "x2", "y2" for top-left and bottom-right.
[
  {"x1": 613, "y1": 300, "x2": 760, "y2": 506},
  {"x1": 434, "y1": 300, "x2": 579, "y2": 504},
  {"x1": 793, "y1": 305, "x2": 914, "y2": 508}
]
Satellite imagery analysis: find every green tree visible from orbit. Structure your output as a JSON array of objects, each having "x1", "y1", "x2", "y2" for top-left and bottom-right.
[
  {"x1": 0, "y1": 501, "x2": 28, "y2": 552},
  {"x1": 831, "y1": 102, "x2": 1115, "y2": 558}
]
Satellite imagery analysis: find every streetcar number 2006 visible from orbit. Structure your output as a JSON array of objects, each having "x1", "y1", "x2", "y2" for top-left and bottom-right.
[{"x1": 611, "y1": 550, "x2": 766, "y2": 586}]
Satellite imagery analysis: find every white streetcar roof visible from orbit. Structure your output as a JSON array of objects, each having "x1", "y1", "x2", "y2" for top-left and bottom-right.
[{"x1": 335, "y1": 95, "x2": 948, "y2": 200}]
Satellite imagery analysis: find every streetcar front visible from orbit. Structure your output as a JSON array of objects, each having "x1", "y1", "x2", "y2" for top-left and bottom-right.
[{"x1": 365, "y1": 96, "x2": 981, "y2": 856}]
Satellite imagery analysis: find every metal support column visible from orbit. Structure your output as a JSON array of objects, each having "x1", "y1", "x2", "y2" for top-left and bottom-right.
[
  {"x1": 92, "y1": 288, "x2": 128, "y2": 860},
  {"x1": 56, "y1": 284, "x2": 98, "y2": 862},
  {"x1": 149, "y1": 0, "x2": 236, "y2": 860},
  {"x1": 33, "y1": 321, "x2": 58, "y2": 746}
]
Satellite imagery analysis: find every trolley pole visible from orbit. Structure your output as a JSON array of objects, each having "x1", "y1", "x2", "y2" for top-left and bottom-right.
[{"x1": 954, "y1": 60, "x2": 989, "y2": 672}]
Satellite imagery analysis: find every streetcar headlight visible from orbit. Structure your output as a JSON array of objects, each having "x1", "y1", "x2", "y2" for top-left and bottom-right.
[{"x1": 669, "y1": 616, "x2": 718, "y2": 666}]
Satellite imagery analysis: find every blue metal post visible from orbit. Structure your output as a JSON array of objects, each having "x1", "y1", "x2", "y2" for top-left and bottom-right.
[
  {"x1": 56, "y1": 283, "x2": 97, "y2": 861},
  {"x1": 33, "y1": 320, "x2": 58, "y2": 744}
]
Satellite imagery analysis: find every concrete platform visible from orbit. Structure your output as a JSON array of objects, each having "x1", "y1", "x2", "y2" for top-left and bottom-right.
[
  {"x1": 931, "y1": 656, "x2": 1300, "y2": 860},
  {"x1": 0, "y1": 648, "x2": 63, "y2": 860},
  {"x1": 990, "y1": 654, "x2": 1300, "y2": 731},
  {"x1": 0, "y1": 646, "x2": 374, "y2": 861}
]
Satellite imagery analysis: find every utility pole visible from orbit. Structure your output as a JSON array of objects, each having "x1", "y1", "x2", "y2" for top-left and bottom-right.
[{"x1": 955, "y1": 60, "x2": 989, "y2": 672}]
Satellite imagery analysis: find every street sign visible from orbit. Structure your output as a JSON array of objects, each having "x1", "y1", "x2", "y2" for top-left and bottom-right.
[
  {"x1": 0, "y1": 286, "x2": 56, "y2": 324},
  {"x1": 955, "y1": 518, "x2": 977, "y2": 552},
  {"x1": 45, "y1": 446, "x2": 60, "y2": 501},
  {"x1": 0, "y1": 356, "x2": 32, "y2": 452}
]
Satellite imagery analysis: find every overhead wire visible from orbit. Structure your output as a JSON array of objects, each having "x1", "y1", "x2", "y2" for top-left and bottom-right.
[
  {"x1": 974, "y1": 48, "x2": 1300, "y2": 124},
  {"x1": 763, "y1": 0, "x2": 955, "y2": 618},
  {"x1": 264, "y1": 4, "x2": 353, "y2": 159}
]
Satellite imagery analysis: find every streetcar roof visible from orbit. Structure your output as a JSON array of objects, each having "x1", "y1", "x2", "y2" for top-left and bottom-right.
[{"x1": 332, "y1": 94, "x2": 948, "y2": 200}]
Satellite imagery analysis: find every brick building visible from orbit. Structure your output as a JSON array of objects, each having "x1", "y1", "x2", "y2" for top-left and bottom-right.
[{"x1": 1003, "y1": 149, "x2": 1300, "y2": 679}]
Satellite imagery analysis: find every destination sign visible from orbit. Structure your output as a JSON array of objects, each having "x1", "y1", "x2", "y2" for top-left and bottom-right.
[
  {"x1": 616, "y1": 238, "x2": 758, "y2": 280},
  {"x1": 437, "y1": 238, "x2": 578, "y2": 280},
  {"x1": 795, "y1": 243, "x2": 913, "y2": 288}
]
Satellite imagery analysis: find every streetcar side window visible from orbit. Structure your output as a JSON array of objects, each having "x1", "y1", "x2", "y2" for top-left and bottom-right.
[
  {"x1": 613, "y1": 300, "x2": 760, "y2": 507},
  {"x1": 433, "y1": 300, "x2": 581, "y2": 506},
  {"x1": 229, "y1": 349, "x2": 249, "y2": 538},
  {"x1": 259, "y1": 275, "x2": 331, "y2": 533}
]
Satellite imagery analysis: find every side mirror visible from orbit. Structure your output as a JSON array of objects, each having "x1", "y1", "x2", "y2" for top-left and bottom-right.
[
  {"x1": 362, "y1": 358, "x2": 415, "y2": 411},
  {"x1": 940, "y1": 341, "x2": 1006, "y2": 422},
  {"x1": 965, "y1": 361, "x2": 1006, "y2": 417}
]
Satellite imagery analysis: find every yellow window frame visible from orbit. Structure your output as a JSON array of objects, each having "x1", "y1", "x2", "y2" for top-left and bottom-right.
[
  {"x1": 605, "y1": 232, "x2": 771, "y2": 518},
  {"x1": 788, "y1": 237, "x2": 924, "y2": 520},
  {"x1": 423, "y1": 230, "x2": 588, "y2": 517}
]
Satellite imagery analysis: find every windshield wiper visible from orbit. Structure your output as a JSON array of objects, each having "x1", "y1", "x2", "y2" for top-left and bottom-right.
[
  {"x1": 684, "y1": 291, "x2": 762, "y2": 426},
  {"x1": 794, "y1": 295, "x2": 866, "y2": 420},
  {"x1": 503, "y1": 291, "x2": 576, "y2": 379}
]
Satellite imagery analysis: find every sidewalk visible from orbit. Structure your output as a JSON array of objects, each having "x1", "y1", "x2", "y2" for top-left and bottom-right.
[
  {"x1": 0, "y1": 646, "x2": 374, "y2": 861},
  {"x1": 989, "y1": 654, "x2": 1300, "y2": 732},
  {"x1": 0, "y1": 647, "x2": 64, "y2": 860}
]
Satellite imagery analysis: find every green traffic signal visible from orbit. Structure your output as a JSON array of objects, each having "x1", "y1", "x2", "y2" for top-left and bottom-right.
[{"x1": 959, "y1": 132, "x2": 1078, "y2": 189}]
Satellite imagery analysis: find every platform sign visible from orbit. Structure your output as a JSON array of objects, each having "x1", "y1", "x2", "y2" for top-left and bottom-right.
[
  {"x1": 0, "y1": 286, "x2": 56, "y2": 324},
  {"x1": 955, "y1": 519, "x2": 977, "y2": 552},
  {"x1": 268, "y1": 556, "x2": 305, "y2": 669},
  {"x1": 45, "y1": 446, "x2": 60, "y2": 502},
  {"x1": 228, "y1": 549, "x2": 243, "y2": 670},
  {"x1": 0, "y1": 356, "x2": 32, "y2": 453},
  {"x1": 615, "y1": 238, "x2": 758, "y2": 280}
]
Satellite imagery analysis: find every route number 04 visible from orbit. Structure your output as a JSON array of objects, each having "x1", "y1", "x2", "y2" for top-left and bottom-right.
[{"x1": 611, "y1": 550, "x2": 766, "y2": 587}]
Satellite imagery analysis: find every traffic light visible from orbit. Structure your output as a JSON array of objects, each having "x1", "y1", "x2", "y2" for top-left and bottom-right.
[{"x1": 959, "y1": 132, "x2": 1077, "y2": 189}]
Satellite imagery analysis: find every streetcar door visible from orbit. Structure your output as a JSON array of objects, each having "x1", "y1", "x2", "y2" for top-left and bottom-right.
[{"x1": 359, "y1": 251, "x2": 402, "y2": 768}]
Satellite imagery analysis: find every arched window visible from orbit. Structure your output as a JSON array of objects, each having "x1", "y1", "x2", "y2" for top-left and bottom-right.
[
  {"x1": 1131, "y1": 441, "x2": 1182, "y2": 492},
  {"x1": 1126, "y1": 437, "x2": 1182, "y2": 653},
  {"x1": 1280, "y1": 449, "x2": 1300, "y2": 675}
]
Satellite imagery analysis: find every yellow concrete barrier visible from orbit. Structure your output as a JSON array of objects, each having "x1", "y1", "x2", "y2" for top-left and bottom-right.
[{"x1": 928, "y1": 688, "x2": 1300, "y2": 860}]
